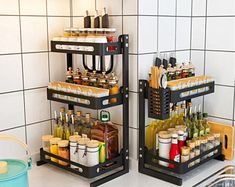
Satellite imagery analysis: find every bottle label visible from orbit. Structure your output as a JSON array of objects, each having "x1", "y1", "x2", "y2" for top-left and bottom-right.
[{"x1": 174, "y1": 154, "x2": 180, "y2": 163}]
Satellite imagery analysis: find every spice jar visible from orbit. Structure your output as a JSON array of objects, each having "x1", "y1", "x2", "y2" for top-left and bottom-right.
[
  {"x1": 86, "y1": 140, "x2": 99, "y2": 167},
  {"x1": 77, "y1": 138, "x2": 89, "y2": 166},
  {"x1": 89, "y1": 71, "x2": 98, "y2": 87},
  {"x1": 64, "y1": 28, "x2": 72, "y2": 37},
  {"x1": 187, "y1": 140, "x2": 195, "y2": 168},
  {"x1": 181, "y1": 146, "x2": 190, "y2": 163},
  {"x1": 42, "y1": 135, "x2": 53, "y2": 159},
  {"x1": 73, "y1": 68, "x2": 82, "y2": 84},
  {"x1": 207, "y1": 135, "x2": 215, "y2": 157},
  {"x1": 98, "y1": 72, "x2": 108, "y2": 88},
  {"x1": 105, "y1": 28, "x2": 116, "y2": 51},
  {"x1": 158, "y1": 131, "x2": 171, "y2": 167},
  {"x1": 50, "y1": 137, "x2": 61, "y2": 163},
  {"x1": 175, "y1": 64, "x2": 182, "y2": 79},
  {"x1": 58, "y1": 140, "x2": 69, "y2": 166},
  {"x1": 194, "y1": 138, "x2": 201, "y2": 164},
  {"x1": 81, "y1": 70, "x2": 90, "y2": 86},
  {"x1": 200, "y1": 137, "x2": 208, "y2": 160},
  {"x1": 108, "y1": 72, "x2": 119, "y2": 103},
  {"x1": 69, "y1": 135, "x2": 81, "y2": 169},
  {"x1": 213, "y1": 133, "x2": 221, "y2": 154}
]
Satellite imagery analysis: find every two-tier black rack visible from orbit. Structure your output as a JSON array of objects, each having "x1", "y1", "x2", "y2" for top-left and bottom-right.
[
  {"x1": 37, "y1": 35, "x2": 129, "y2": 187},
  {"x1": 138, "y1": 79, "x2": 225, "y2": 186}
]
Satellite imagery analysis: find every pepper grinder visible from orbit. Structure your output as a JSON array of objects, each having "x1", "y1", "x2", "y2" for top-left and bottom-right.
[
  {"x1": 94, "y1": 10, "x2": 100, "y2": 28},
  {"x1": 102, "y1": 7, "x2": 109, "y2": 28},
  {"x1": 84, "y1": 10, "x2": 91, "y2": 28}
]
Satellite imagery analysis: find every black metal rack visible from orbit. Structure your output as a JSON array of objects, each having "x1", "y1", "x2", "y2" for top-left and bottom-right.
[
  {"x1": 37, "y1": 35, "x2": 129, "y2": 187},
  {"x1": 138, "y1": 79, "x2": 224, "y2": 186}
]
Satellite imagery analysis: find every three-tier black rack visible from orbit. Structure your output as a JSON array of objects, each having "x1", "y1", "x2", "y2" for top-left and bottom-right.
[
  {"x1": 138, "y1": 79, "x2": 225, "y2": 186},
  {"x1": 37, "y1": 35, "x2": 129, "y2": 187}
]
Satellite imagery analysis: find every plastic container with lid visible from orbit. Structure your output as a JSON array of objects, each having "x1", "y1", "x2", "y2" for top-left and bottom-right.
[
  {"x1": 42, "y1": 135, "x2": 53, "y2": 159},
  {"x1": 77, "y1": 138, "x2": 90, "y2": 166},
  {"x1": 69, "y1": 135, "x2": 81, "y2": 169},
  {"x1": 50, "y1": 137, "x2": 61, "y2": 163},
  {"x1": 58, "y1": 140, "x2": 69, "y2": 166},
  {"x1": 158, "y1": 131, "x2": 171, "y2": 167},
  {"x1": 86, "y1": 140, "x2": 99, "y2": 167}
]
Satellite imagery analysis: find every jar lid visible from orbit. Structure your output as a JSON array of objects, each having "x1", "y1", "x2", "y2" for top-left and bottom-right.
[
  {"x1": 58, "y1": 140, "x2": 69, "y2": 147},
  {"x1": 79, "y1": 28, "x2": 87, "y2": 32},
  {"x1": 0, "y1": 161, "x2": 7, "y2": 174},
  {"x1": 70, "y1": 27, "x2": 79, "y2": 32},
  {"x1": 86, "y1": 140, "x2": 99, "y2": 148},
  {"x1": 200, "y1": 137, "x2": 208, "y2": 143},
  {"x1": 181, "y1": 146, "x2": 190, "y2": 156},
  {"x1": 69, "y1": 135, "x2": 81, "y2": 142},
  {"x1": 167, "y1": 128, "x2": 177, "y2": 135},
  {"x1": 64, "y1": 27, "x2": 71, "y2": 32},
  {"x1": 187, "y1": 140, "x2": 195, "y2": 149},
  {"x1": 207, "y1": 135, "x2": 215, "y2": 141},
  {"x1": 78, "y1": 138, "x2": 90, "y2": 145},
  {"x1": 158, "y1": 131, "x2": 171, "y2": 139},
  {"x1": 213, "y1": 133, "x2": 221, "y2": 138},
  {"x1": 194, "y1": 138, "x2": 201, "y2": 146},
  {"x1": 42, "y1": 135, "x2": 53, "y2": 142},
  {"x1": 50, "y1": 137, "x2": 61, "y2": 144}
]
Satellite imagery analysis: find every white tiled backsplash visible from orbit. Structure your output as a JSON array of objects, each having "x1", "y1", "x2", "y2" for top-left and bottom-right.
[{"x1": 0, "y1": 0, "x2": 234, "y2": 164}]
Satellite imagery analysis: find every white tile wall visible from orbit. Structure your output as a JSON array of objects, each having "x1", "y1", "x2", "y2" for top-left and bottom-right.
[
  {"x1": 20, "y1": 0, "x2": 46, "y2": 15},
  {"x1": 139, "y1": 0, "x2": 157, "y2": 15},
  {"x1": 0, "y1": 0, "x2": 19, "y2": 15},
  {"x1": 159, "y1": 0, "x2": 176, "y2": 16},
  {"x1": 123, "y1": 0, "x2": 138, "y2": 15},
  {"x1": 207, "y1": 0, "x2": 235, "y2": 16},
  {"x1": 0, "y1": 54, "x2": 23, "y2": 93},
  {"x1": 0, "y1": 16, "x2": 21, "y2": 54},
  {"x1": 192, "y1": 0, "x2": 206, "y2": 16},
  {"x1": 73, "y1": 0, "x2": 95, "y2": 16},
  {"x1": 47, "y1": 0, "x2": 70, "y2": 16},
  {"x1": 176, "y1": 17, "x2": 191, "y2": 50},
  {"x1": 192, "y1": 18, "x2": 205, "y2": 49},
  {"x1": 21, "y1": 17, "x2": 48, "y2": 52},
  {"x1": 206, "y1": 17, "x2": 235, "y2": 51},
  {"x1": 23, "y1": 53, "x2": 49, "y2": 89},
  {"x1": 177, "y1": 0, "x2": 191, "y2": 16},
  {"x1": 97, "y1": 0, "x2": 122, "y2": 15},
  {"x1": 191, "y1": 51, "x2": 205, "y2": 76}
]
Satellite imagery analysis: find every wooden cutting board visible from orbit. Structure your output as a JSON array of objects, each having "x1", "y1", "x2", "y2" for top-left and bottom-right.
[{"x1": 209, "y1": 121, "x2": 234, "y2": 160}]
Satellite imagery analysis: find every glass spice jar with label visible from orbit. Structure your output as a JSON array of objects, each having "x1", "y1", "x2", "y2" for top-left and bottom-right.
[
  {"x1": 89, "y1": 71, "x2": 98, "y2": 87},
  {"x1": 187, "y1": 140, "x2": 195, "y2": 168},
  {"x1": 108, "y1": 72, "x2": 119, "y2": 103},
  {"x1": 73, "y1": 68, "x2": 82, "y2": 85},
  {"x1": 58, "y1": 140, "x2": 70, "y2": 166},
  {"x1": 50, "y1": 137, "x2": 62, "y2": 163},
  {"x1": 66, "y1": 67, "x2": 74, "y2": 83},
  {"x1": 98, "y1": 72, "x2": 109, "y2": 89},
  {"x1": 200, "y1": 137, "x2": 208, "y2": 160},
  {"x1": 206, "y1": 135, "x2": 215, "y2": 157},
  {"x1": 181, "y1": 146, "x2": 190, "y2": 163},
  {"x1": 194, "y1": 138, "x2": 201, "y2": 164},
  {"x1": 81, "y1": 70, "x2": 90, "y2": 86}
]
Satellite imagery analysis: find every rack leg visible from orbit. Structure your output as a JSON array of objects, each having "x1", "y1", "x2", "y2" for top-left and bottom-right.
[{"x1": 36, "y1": 160, "x2": 47, "y2": 166}]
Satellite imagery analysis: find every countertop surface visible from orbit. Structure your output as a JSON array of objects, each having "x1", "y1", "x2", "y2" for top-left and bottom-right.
[{"x1": 28, "y1": 158, "x2": 235, "y2": 187}]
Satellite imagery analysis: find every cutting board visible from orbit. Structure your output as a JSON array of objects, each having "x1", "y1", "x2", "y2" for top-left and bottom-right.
[{"x1": 209, "y1": 121, "x2": 234, "y2": 160}]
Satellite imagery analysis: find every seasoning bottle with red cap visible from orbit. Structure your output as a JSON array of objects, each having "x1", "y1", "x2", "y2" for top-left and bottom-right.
[{"x1": 169, "y1": 133, "x2": 180, "y2": 169}]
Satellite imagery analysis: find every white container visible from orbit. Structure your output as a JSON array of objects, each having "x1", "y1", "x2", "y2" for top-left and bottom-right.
[
  {"x1": 69, "y1": 135, "x2": 81, "y2": 169},
  {"x1": 86, "y1": 140, "x2": 99, "y2": 167},
  {"x1": 158, "y1": 131, "x2": 171, "y2": 167},
  {"x1": 77, "y1": 139, "x2": 87, "y2": 166}
]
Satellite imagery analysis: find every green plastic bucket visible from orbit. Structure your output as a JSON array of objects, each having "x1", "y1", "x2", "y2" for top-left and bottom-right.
[{"x1": 0, "y1": 134, "x2": 32, "y2": 187}]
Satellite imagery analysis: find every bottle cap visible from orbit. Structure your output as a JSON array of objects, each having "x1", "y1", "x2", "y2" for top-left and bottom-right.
[
  {"x1": 171, "y1": 133, "x2": 178, "y2": 139},
  {"x1": 158, "y1": 131, "x2": 171, "y2": 139},
  {"x1": 0, "y1": 161, "x2": 8, "y2": 174},
  {"x1": 60, "y1": 107, "x2": 65, "y2": 113},
  {"x1": 58, "y1": 140, "x2": 69, "y2": 147},
  {"x1": 50, "y1": 137, "x2": 62, "y2": 145},
  {"x1": 187, "y1": 140, "x2": 195, "y2": 149},
  {"x1": 42, "y1": 135, "x2": 53, "y2": 142},
  {"x1": 177, "y1": 130, "x2": 184, "y2": 136},
  {"x1": 76, "y1": 111, "x2": 82, "y2": 117}
]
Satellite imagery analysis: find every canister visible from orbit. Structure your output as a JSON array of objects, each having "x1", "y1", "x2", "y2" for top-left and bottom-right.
[
  {"x1": 42, "y1": 135, "x2": 53, "y2": 159},
  {"x1": 86, "y1": 140, "x2": 99, "y2": 167}
]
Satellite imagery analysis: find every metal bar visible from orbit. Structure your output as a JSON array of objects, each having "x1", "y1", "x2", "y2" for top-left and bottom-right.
[
  {"x1": 139, "y1": 80, "x2": 147, "y2": 172},
  {"x1": 67, "y1": 53, "x2": 74, "y2": 110}
]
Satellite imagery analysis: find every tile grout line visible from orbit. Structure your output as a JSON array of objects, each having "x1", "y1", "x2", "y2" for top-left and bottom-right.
[
  {"x1": 45, "y1": 0, "x2": 53, "y2": 134},
  {"x1": 174, "y1": 0, "x2": 177, "y2": 52},
  {"x1": 18, "y1": 0, "x2": 28, "y2": 144},
  {"x1": 189, "y1": 0, "x2": 193, "y2": 60}
]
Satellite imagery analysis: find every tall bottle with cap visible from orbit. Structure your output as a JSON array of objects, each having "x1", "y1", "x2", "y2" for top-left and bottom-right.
[
  {"x1": 81, "y1": 113, "x2": 93, "y2": 138},
  {"x1": 169, "y1": 133, "x2": 180, "y2": 169},
  {"x1": 75, "y1": 111, "x2": 84, "y2": 135},
  {"x1": 53, "y1": 111, "x2": 59, "y2": 137}
]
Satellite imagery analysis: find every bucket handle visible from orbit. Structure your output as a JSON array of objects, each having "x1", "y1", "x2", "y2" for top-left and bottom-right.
[{"x1": 0, "y1": 134, "x2": 32, "y2": 169}]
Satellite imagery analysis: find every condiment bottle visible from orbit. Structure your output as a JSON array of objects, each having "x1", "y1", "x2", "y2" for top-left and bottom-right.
[
  {"x1": 66, "y1": 67, "x2": 74, "y2": 83},
  {"x1": 69, "y1": 135, "x2": 81, "y2": 169},
  {"x1": 42, "y1": 135, "x2": 53, "y2": 159},
  {"x1": 213, "y1": 133, "x2": 220, "y2": 154},
  {"x1": 203, "y1": 113, "x2": 210, "y2": 135},
  {"x1": 175, "y1": 64, "x2": 182, "y2": 79},
  {"x1": 75, "y1": 111, "x2": 84, "y2": 135},
  {"x1": 108, "y1": 72, "x2": 119, "y2": 103},
  {"x1": 81, "y1": 70, "x2": 90, "y2": 86},
  {"x1": 89, "y1": 71, "x2": 98, "y2": 87},
  {"x1": 187, "y1": 140, "x2": 195, "y2": 168},
  {"x1": 73, "y1": 68, "x2": 82, "y2": 84},
  {"x1": 169, "y1": 133, "x2": 180, "y2": 169},
  {"x1": 181, "y1": 146, "x2": 190, "y2": 163},
  {"x1": 50, "y1": 137, "x2": 62, "y2": 163},
  {"x1": 58, "y1": 140, "x2": 70, "y2": 166},
  {"x1": 181, "y1": 63, "x2": 189, "y2": 78},
  {"x1": 98, "y1": 72, "x2": 108, "y2": 88},
  {"x1": 86, "y1": 140, "x2": 99, "y2": 167},
  {"x1": 194, "y1": 138, "x2": 201, "y2": 164},
  {"x1": 81, "y1": 113, "x2": 93, "y2": 138},
  {"x1": 158, "y1": 131, "x2": 171, "y2": 167},
  {"x1": 188, "y1": 61, "x2": 195, "y2": 77},
  {"x1": 178, "y1": 130, "x2": 185, "y2": 153}
]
